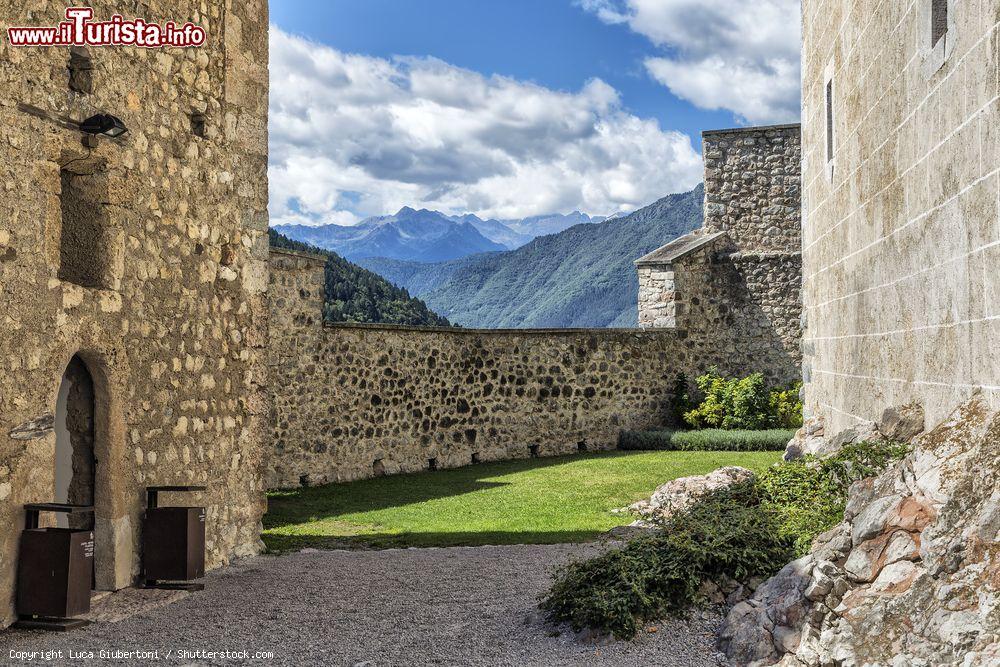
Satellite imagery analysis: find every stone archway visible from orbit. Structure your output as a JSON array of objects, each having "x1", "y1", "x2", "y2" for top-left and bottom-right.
[
  {"x1": 54, "y1": 356, "x2": 96, "y2": 529},
  {"x1": 53, "y1": 352, "x2": 131, "y2": 591}
]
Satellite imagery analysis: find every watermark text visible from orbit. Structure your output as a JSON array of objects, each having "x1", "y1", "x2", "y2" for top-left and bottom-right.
[{"x1": 7, "y1": 7, "x2": 206, "y2": 48}]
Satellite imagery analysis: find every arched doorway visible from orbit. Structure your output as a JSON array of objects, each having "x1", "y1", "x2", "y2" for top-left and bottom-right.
[{"x1": 53, "y1": 355, "x2": 97, "y2": 585}]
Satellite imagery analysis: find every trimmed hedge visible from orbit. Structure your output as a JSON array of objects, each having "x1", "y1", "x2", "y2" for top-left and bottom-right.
[{"x1": 618, "y1": 428, "x2": 795, "y2": 452}]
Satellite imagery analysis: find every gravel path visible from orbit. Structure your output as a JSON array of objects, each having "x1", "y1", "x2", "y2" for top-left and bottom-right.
[{"x1": 0, "y1": 544, "x2": 723, "y2": 666}]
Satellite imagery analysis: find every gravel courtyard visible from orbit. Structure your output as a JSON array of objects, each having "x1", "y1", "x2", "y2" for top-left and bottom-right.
[{"x1": 0, "y1": 544, "x2": 723, "y2": 666}]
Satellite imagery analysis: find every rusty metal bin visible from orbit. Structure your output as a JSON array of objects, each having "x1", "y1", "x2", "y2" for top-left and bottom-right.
[
  {"x1": 141, "y1": 486, "x2": 206, "y2": 591},
  {"x1": 15, "y1": 503, "x2": 95, "y2": 630}
]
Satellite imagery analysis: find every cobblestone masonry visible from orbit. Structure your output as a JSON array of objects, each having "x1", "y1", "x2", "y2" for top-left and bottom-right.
[
  {"x1": 0, "y1": 1, "x2": 269, "y2": 627},
  {"x1": 268, "y1": 249, "x2": 706, "y2": 488},
  {"x1": 800, "y1": 0, "x2": 1000, "y2": 433},
  {"x1": 637, "y1": 125, "x2": 802, "y2": 387}
]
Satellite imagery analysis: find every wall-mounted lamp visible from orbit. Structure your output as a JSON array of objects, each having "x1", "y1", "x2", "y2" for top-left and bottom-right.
[{"x1": 79, "y1": 113, "x2": 128, "y2": 138}]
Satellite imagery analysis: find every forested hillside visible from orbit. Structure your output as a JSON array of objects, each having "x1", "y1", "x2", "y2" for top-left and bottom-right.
[{"x1": 269, "y1": 229, "x2": 452, "y2": 327}]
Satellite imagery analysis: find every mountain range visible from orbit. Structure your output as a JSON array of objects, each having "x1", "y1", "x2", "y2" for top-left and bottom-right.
[
  {"x1": 357, "y1": 185, "x2": 704, "y2": 328},
  {"x1": 274, "y1": 207, "x2": 607, "y2": 263}
]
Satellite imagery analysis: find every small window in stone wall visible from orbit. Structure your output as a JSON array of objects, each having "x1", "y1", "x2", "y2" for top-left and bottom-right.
[
  {"x1": 190, "y1": 112, "x2": 206, "y2": 138},
  {"x1": 825, "y1": 79, "x2": 834, "y2": 166},
  {"x1": 931, "y1": 0, "x2": 948, "y2": 47},
  {"x1": 58, "y1": 167, "x2": 113, "y2": 289},
  {"x1": 68, "y1": 47, "x2": 92, "y2": 94}
]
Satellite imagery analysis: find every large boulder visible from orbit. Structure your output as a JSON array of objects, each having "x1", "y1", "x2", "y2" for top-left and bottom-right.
[
  {"x1": 723, "y1": 394, "x2": 999, "y2": 666},
  {"x1": 627, "y1": 465, "x2": 754, "y2": 524}
]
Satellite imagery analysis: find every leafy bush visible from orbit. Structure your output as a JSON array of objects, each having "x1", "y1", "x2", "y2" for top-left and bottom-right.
[
  {"x1": 769, "y1": 382, "x2": 804, "y2": 429},
  {"x1": 681, "y1": 368, "x2": 802, "y2": 430},
  {"x1": 757, "y1": 440, "x2": 910, "y2": 554},
  {"x1": 618, "y1": 428, "x2": 794, "y2": 452},
  {"x1": 540, "y1": 440, "x2": 909, "y2": 638},
  {"x1": 683, "y1": 369, "x2": 772, "y2": 430}
]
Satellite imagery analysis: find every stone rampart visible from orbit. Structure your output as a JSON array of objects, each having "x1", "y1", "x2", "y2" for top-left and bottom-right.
[{"x1": 267, "y1": 250, "x2": 705, "y2": 488}]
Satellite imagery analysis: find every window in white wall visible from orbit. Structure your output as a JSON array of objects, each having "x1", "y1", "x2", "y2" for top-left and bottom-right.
[
  {"x1": 931, "y1": 0, "x2": 948, "y2": 47},
  {"x1": 825, "y1": 78, "x2": 834, "y2": 167},
  {"x1": 923, "y1": 0, "x2": 954, "y2": 77}
]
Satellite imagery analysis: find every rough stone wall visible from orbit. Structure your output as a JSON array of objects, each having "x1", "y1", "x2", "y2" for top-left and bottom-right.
[
  {"x1": 702, "y1": 125, "x2": 802, "y2": 253},
  {"x1": 268, "y1": 251, "x2": 696, "y2": 488},
  {"x1": 0, "y1": 0, "x2": 269, "y2": 627},
  {"x1": 801, "y1": 0, "x2": 1000, "y2": 434},
  {"x1": 636, "y1": 265, "x2": 677, "y2": 328},
  {"x1": 676, "y1": 248, "x2": 803, "y2": 388},
  {"x1": 637, "y1": 124, "x2": 802, "y2": 387}
]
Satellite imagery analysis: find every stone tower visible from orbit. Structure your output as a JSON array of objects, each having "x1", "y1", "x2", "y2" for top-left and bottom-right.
[{"x1": 636, "y1": 124, "x2": 802, "y2": 387}]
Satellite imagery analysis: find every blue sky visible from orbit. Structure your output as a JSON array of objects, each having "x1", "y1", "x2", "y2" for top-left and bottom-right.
[
  {"x1": 269, "y1": 0, "x2": 736, "y2": 148},
  {"x1": 267, "y1": 0, "x2": 800, "y2": 226}
]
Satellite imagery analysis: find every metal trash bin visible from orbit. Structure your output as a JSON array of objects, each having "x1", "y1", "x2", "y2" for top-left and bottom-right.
[
  {"x1": 141, "y1": 486, "x2": 206, "y2": 591},
  {"x1": 15, "y1": 503, "x2": 95, "y2": 631}
]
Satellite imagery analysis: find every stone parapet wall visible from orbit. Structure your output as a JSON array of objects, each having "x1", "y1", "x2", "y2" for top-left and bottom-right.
[
  {"x1": 268, "y1": 311, "x2": 684, "y2": 488},
  {"x1": 269, "y1": 320, "x2": 687, "y2": 488}
]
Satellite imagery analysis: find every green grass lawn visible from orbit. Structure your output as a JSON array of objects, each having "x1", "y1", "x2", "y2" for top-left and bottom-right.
[{"x1": 263, "y1": 450, "x2": 782, "y2": 551}]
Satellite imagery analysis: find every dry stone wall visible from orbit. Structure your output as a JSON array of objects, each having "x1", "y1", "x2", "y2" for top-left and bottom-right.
[
  {"x1": 268, "y1": 250, "x2": 744, "y2": 488},
  {"x1": 637, "y1": 124, "x2": 802, "y2": 387},
  {"x1": 0, "y1": 0, "x2": 269, "y2": 627},
  {"x1": 702, "y1": 125, "x2": 802, "y2": 253}
]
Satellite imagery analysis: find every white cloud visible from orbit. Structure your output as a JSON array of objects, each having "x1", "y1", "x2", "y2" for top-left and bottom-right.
[
  {"x1": 268, "y1": 26, "x2": 702, "y2": 226},
  {"x1": 579, "y1": 0, "x2": 801, "y2": 125}
]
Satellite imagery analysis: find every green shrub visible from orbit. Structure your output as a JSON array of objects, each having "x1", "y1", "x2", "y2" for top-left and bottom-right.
[
  {"x1": 681, "y1": 368, "x2": 803, "y2": 430},
  {"x1": 539, "y1": 483, "x2": 792, "y2": 639},
  {"x1": 683, "y1": 369, "x2": 772, "y2": 430},
  {"x1": 769, "y1": 382, "x2": 804, "y2": 429},
  {"x1": 540, "y1": 440, "x2": 909, "y2": 638},
  {"x1": 757, "y1": 440, "x2": 911, "y2": 554},
  {"x1": 618, "y1": 428, "x2": 794, "y2": 452}
]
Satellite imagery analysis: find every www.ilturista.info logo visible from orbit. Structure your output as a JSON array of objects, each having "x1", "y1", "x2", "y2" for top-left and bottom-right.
[{"x1": 7, "y1": 7, "x2": 206, "y2": 48}]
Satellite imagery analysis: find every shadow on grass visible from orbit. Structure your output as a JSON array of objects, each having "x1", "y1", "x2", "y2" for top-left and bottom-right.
[
  {"x1": 267, "y1": 451, "x2": 634, "y2": 517},
  {"x1": 263, "y1": 451, "x2": 645, "y2": 551},
  {"x1": 263, "y1": 529, "x2": 608, "y2": 552}
]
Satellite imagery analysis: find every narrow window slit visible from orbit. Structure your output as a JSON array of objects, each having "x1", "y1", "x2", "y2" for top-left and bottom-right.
[{"x1": 931, "y1": 0, "x2": 948, "y2": 47}]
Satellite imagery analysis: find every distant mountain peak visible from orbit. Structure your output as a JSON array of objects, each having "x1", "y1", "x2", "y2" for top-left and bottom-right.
[{"x1": 356, "y1": 185, "x2": 705, "y2": 329}]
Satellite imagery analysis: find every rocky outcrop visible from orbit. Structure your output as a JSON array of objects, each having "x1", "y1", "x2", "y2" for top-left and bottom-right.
[
  {"x1": 722, "y1": 395, "x2": 999, "y2": 666},
  {"x1": 627, "y1": 466, "x2": 755, "y2": 525},
  {"x1": 784, "y1": 402, "x2": 925, "y2": 460}
]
